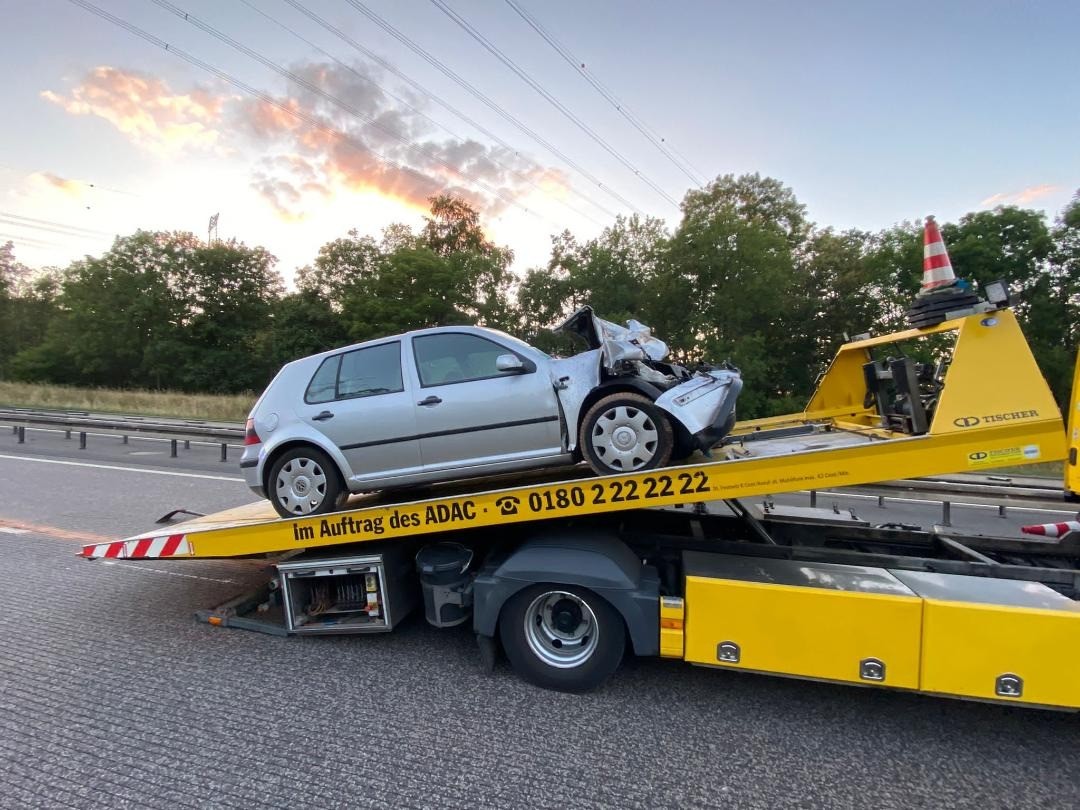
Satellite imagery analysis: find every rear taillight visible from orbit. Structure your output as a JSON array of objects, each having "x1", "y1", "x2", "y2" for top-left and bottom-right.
[{"x1": 244, "y1": 417, "x2": 261, "y2": 446}]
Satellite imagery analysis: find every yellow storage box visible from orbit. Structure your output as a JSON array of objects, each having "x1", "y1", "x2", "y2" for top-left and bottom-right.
[
  {"x1": 891, "y1": 570, "x2": 1080, "y2": 708},
  {"x1": 683, "y1": 553, "x2": 923, "y2": 689}
]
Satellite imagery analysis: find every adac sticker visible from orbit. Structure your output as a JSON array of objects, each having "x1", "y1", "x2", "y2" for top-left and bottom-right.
[{"x1": 967, "y1": 445, "x2": 1041, "y2": 468}]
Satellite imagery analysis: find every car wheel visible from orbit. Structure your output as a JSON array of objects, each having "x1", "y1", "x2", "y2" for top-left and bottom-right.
[
  {"x1": 267, "y1": 446, "x2": 345, "y2": 518},
  {"x1": 580, "y1": 392, "x2": 674, "y2": 474},
  {"x1": 499, "y1": 584, "x2": 626, "y2": 692}
]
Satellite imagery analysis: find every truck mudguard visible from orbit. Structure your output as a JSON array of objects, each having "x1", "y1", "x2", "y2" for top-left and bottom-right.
[{"x1": 472, "y1": 530, "x2": 660, "y2": 657}]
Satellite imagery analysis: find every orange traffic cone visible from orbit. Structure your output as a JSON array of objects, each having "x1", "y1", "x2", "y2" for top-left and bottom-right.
[{"x1": 920, "y1": 215, "x2": 956, "y2": 292}]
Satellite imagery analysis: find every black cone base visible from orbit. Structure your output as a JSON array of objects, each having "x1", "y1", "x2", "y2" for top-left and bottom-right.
[{"x1": 905, "y1": 285, "x2": 982, "y2": 329}]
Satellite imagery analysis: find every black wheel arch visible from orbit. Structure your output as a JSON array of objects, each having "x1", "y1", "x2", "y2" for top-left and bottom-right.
[{"x1": 473, "y1": 529, "x2": 660, "y2": 657}]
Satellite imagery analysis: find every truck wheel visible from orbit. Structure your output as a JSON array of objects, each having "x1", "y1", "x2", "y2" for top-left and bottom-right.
[
  {"x1": 499, "y1": 584, "x2": 626, "y2": 692},
  {"x1": 267, "y1": 446, "x2": 345, "y2": 518},
  {"x1": 580, "y1": 392, "x2": 674, "y2": 474}
]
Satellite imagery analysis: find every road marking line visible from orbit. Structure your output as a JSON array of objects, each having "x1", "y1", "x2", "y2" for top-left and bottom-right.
[
  {"x1": 0, "y1": 453, "x2": 242, "y2": 482},
  {"x1": 0, "y1": 517, "x2": 112, "y2": 543},
  {"x1": 98, "y1": 560, "x2": 237, "y2": 584}
]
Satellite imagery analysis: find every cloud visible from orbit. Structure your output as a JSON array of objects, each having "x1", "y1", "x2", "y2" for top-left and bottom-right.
[
  {"x1": 42, "y1": 66, "x2": 224, "y2": 156},
  {"x1": 30, "y1": 171, "x2": 84, "y2": 198},
  {"x1": 979, "y1": 184, "x2": 1061, "y2": 208},
  {"x1": 43, "y1": 63, "x2": 570, "y2": 221}
]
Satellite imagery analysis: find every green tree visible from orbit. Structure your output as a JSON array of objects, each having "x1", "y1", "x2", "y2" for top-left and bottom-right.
[
  {"x1": 662, "y1": 174, "x2": 810, "y2": 416},
  {"x1": 11, "y1": 232, "x2": 284, "y2": 392},
  {"x1": 422, "y1": 195, "x2": 515, "y2": 330},
  {"x1": 258, "y1": 290, "x2": 351, "y2": 368}
]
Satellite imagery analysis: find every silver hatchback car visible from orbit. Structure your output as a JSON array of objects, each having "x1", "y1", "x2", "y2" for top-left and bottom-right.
[{"x1": 241, "y1": 307, "x2": 742, "y2": 517}]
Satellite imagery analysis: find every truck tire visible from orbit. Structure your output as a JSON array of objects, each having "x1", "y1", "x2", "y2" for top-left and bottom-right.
[
  {"x1": 580, "y1": 392, "x2": 674, "y2": 474},
  {"x1": 499, "y1": 584, "x2": 626, "y2": 692},
  {"x1": 267, "y1": 446, "x2": 345, "y2": 518}
]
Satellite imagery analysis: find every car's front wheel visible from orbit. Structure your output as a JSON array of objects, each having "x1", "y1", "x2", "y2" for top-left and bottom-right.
[
  {"x1": 580, "y1": 392, "x2": 674, "y2": 475},
  {"x1": 267, "y1": 446, "x2": 346, "y2": 518}
]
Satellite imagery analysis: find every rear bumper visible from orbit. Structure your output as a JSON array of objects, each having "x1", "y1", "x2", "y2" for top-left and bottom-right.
[{"x1": 240, "y1": 446, "x2": 266, "y2": 497}]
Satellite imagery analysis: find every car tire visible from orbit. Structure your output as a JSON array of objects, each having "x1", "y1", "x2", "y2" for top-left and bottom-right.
[
  {"x1": 499, "y1": 584, "x2": 626, "y2": 692},
  {"x1": 580, "y1": 392, "x2": 674, "y2": 474},
  {"x1": 267, "y1": 446, "x2": 346, "y2": 518}
]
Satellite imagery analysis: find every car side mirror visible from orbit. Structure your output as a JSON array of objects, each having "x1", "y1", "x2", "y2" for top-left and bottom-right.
[{"x1": 496, "y1": 354, "x2": 526, "y2": 373}]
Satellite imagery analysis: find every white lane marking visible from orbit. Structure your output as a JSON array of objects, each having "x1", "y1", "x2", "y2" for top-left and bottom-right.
[
  {"x1": 0, "y1": 453, "x2": 242, "y2": 482},
  {"x1": 99, "y1": 560, "x2": 237, "y2": 584},
  {"x1": 0, "y1": 527, "x2": 30, "y2": 535},
  {"x1": 805, "y1": 490, "x2": 1077, "y2": 516},
  {"x1": 128, "y1": 451, "x2": 164, "y2": 456}
]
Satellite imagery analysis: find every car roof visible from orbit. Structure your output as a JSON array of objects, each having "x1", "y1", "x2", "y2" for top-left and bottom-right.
[{"x1": 288, "y1": 324, "x2": 530, "y2": 368}]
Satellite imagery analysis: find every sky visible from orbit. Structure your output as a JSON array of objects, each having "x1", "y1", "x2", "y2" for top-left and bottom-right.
[{"x1": 1, "y1": 0, "x2": 1077, "y2": 286}]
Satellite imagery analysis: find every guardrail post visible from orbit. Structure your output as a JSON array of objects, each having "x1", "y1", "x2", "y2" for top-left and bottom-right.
[
  {"x1": 184, "y1": 439, "x2": 190, "y2": 450},
  {"x1": 65, "y1": 430, "x2": 71, "y2": 440},
  {"x1": 17, "y1": 426, "x2": 25, "y2": 444},
  {"x1": 122, "y1": 435, "x2": 128, "y2": 445},
  {"x1": 998, "y1": 504, "x2": 1007, "y2": 518},
  {"x1": 220, "y1": 443, "x2": 227, "y2": 462},
  {"x1": 809, "y1": 490, "x2": 817, "y2": 508},
  {"x1": 170, "y1": 439, "x2": 178, "y2": 458},
  {"x1": 878, "y1": 495, "x2": 886, "y2": 508},
  {"x1": 79, "y1": 431, "x2": 86, "y2": 450},
  {"x1": 941, "y1": 500, "x2": 952, "y2": 527}
]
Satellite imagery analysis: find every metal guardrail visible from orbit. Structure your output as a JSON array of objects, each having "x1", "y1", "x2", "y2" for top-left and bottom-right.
[
  {"x1": 0, "y1": 408, "x2": 243, "y2": 440},
  {"x1": 0, "y1": 407, "x2": 243, "y2": 461}
]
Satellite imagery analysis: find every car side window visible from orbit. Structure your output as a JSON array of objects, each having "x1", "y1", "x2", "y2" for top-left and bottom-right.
[
  {"x1": 304, "y1": 342, "x2": 403, "y2": 403},
  {"x1": 305, "y1": 355, "x2": 340, "y2": 404},
  {"x1": 413, "y1": 333, "x2": 525, "y2": 387}
]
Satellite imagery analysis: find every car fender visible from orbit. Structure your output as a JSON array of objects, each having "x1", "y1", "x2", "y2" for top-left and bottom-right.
[
  {"x1": 550, "y1": 349, "x2": 601, "y2": 450},
  {"x1": 472, "y1": 530, "x2": 660, "y2": 656},
  {"x1": 654, "y1": 370, "x2": 743, "y2": 445},
  {"x1": 255, "y1": 421, "x2": 352, "y2": 489}
]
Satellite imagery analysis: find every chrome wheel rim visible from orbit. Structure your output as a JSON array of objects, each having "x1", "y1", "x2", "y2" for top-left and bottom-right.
[
  {"x1": 590, "y1": 404, "x2": 659, "y2": 471},
  {"x1": 523, "y1": 590, "x2": 599, "y2": 669},
  {"x1": 275, "y1": 457, "x2": 328, "y2": 515}
]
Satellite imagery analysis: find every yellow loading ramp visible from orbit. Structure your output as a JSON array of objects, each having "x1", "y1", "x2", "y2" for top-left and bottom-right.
[{"x1": 683, "y1": 554, "x2": 1080, "y2": 708}]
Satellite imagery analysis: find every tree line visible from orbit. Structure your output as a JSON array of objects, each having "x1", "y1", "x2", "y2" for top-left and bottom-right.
[{"x1": 2, "y1": 175, "x2": 1078, "y2": 419}]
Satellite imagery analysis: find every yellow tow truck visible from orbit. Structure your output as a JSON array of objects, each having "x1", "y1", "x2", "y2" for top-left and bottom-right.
[{"x1": 81, "y1": 293, "x2": 1080, "y2": 708}]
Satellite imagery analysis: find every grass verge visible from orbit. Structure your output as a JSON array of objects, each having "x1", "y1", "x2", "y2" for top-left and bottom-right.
[{"x1": 0, "y1": 381, "x2": 255, "y2": 422}]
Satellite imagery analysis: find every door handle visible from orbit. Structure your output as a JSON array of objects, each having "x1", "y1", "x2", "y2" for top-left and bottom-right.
[
  {"x1": 417, "y1": 395, "x2": 442, "y2": 406},
  {"x1": 311, "y1": 410, "x2": 335, "y2": 421}
]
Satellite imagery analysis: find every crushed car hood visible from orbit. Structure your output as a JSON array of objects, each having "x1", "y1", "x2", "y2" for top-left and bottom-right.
[{"x1": 555, "y1": 305, "x2": 668, "y2": 368}]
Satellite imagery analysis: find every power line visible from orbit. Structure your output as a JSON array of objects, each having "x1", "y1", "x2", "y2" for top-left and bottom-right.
[
  {"x1": 64, "y1": 0, "x2": 549, "y2": 229},
  {"x1": 0, "y1": 232, "x2": 66, "y2": 250},
  {"x1": 150, "y1": 0, "x2": 552, "y2": 224},
  {"x1": 0, "y1": 212, "x2": 112, "y2": 237},
  {"x1": 427, "y1": 0, "x2": 680, "y2": 207},
  {"x1": 503, "y1": 0, "x2": 707, "y2": 187},
  {"x1": 340, "y1": 0, "x2": 644, "y2": 215},
  {"x1": 0, "y1": 217, "x2": 107, "y2": 241},
  {"x1": 236, "y1": 0, "x2": 605, "y2": 227}
]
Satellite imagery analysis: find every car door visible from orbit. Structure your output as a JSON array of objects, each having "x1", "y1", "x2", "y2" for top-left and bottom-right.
[
  {"x1": 409, "y1": 331, "x2": 563, "y2": 472},
  {"x1": 300, "y1": 341, "x2": 423, "y2": 484}
]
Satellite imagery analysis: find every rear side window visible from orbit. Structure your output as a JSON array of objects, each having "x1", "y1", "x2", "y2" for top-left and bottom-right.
[
  {"x1": 413, "y1": 333, "x2": 523, "y2": 386},
  {"x1": 304, "y1": 342, "x2": 403, "y2": 403}
]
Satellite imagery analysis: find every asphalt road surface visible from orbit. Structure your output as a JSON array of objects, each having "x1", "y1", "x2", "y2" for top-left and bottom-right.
[{"x1": 1, "y1": 427, "x2": 1079, "y2": 809}]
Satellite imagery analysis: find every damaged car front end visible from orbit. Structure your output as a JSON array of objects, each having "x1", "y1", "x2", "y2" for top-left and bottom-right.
[{"x1": 552, "y1": 306, "x2": 742, "y2": 459}]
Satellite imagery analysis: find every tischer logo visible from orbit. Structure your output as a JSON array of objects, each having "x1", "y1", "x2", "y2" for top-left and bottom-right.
[
  {"x1": 953, "y1": 410, "x2": 1039, "y2": 429},
  {"x1": 968, "y1": 451, "x2": 988, "y2": 461}
]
